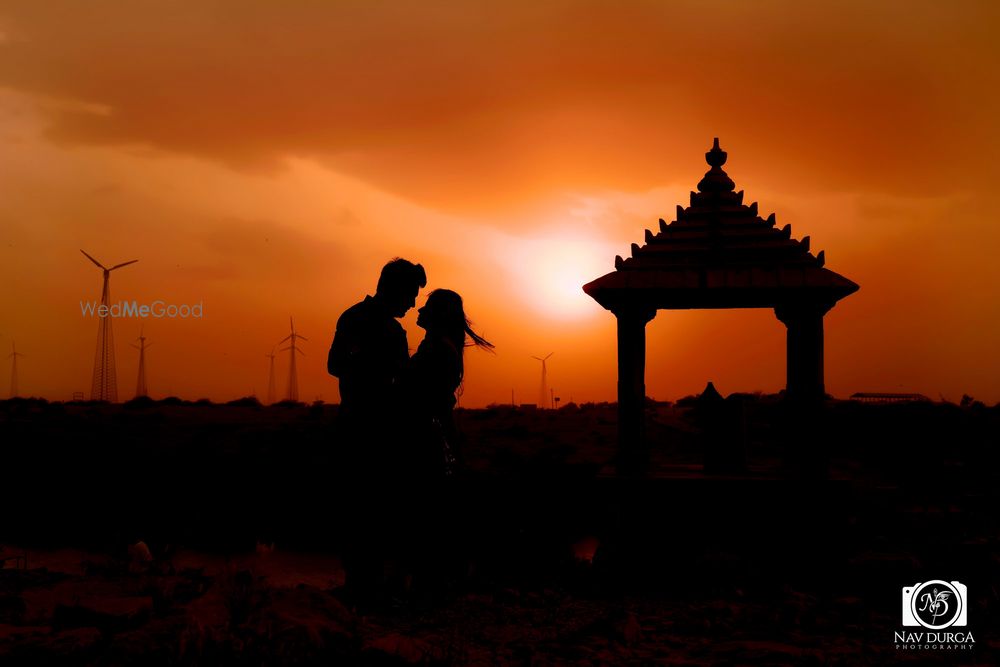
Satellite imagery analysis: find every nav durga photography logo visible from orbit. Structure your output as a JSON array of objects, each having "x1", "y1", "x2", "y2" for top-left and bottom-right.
[
  {"x1": 895, "y1": 580, "x2": 975, "y2": 651},
  {"x1": 903, "y1": 580, "x2": 967, "y2": 629}
]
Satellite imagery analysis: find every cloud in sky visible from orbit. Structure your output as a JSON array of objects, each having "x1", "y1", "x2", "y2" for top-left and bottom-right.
[{"x1": 1, "y1": 1, "x2": 998, "y2": 212}]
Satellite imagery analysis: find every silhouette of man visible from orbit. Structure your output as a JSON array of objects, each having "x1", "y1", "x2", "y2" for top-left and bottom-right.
[
  {"x1": 327, "y1": 257, "x2": 426, "y2": 607},
  {"x1": 328, "y1": 258, "x2": 427, "y2": 437}
]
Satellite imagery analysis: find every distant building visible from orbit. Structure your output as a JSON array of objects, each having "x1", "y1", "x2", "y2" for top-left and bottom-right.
[{"x1": 850, "y1": 392, "x2": 931, "y2": 404}]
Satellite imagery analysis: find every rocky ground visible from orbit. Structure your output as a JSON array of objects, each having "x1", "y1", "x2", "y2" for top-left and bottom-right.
[
  {"x1": 5, "y1": 544, "x2": 993, "y2": 665},
  {"x1": 1, "y1": 397, "x2": 998, "y2": 664}
]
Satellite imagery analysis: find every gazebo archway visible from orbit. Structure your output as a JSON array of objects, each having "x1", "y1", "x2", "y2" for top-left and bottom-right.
[
  {"x1": 644, "y1": 308, "x2": 787, "y2": 397},
  {"x1": 583, "y1": 139, "x2": 859, "y2": 472}
]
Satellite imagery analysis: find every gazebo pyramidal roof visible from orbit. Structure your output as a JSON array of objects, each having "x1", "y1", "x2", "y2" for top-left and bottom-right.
[{"x1": 583, "y1": 138, "x2": 859, "y2": 311}]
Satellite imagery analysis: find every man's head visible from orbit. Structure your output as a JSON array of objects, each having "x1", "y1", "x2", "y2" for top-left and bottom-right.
[{"x1": 375, "y1": 258, "x2": 427, "y2": 318}]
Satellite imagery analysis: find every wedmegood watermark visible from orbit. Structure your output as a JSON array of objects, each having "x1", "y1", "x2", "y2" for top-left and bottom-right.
[{"x1": 80, "y1": 300, "x2": 204, "y2": 318}]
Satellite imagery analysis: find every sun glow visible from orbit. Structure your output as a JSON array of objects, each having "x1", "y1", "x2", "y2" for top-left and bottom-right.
[{"x1": 502, "y1": 231, "x2": 614, "y2": 321}]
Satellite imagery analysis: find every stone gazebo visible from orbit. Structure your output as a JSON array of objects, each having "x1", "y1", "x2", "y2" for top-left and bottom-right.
[{"x1": 583, "y1": 139, "x2": 859, "y2": 470}]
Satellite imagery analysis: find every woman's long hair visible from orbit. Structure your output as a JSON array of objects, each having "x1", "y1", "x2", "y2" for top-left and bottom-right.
[{"x1": 422, "y1": 289, "x2": 494, "y2": 384}]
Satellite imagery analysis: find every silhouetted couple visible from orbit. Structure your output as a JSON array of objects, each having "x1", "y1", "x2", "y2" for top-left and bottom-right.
[{"x1": 327, "y1": 258, "x2": 493, "y2": 608}]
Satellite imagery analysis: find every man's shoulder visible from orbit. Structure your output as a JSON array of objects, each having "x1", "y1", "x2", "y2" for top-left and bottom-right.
[
  {"x1": 337, "y1": 296, "x2": 375, "y2": 324},
  {"x1": 337, "y1": 296, "x2": 403, "y2": 333}
]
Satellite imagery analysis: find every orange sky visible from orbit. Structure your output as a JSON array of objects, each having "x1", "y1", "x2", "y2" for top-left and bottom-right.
[{"x1": 1, "y1": 1, "x2": 998, "y2": 405}]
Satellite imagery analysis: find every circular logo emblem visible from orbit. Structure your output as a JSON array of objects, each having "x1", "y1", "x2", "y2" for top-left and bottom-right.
[{"x1": 911, "y1": 580, "x2": 962, "y2": 629}]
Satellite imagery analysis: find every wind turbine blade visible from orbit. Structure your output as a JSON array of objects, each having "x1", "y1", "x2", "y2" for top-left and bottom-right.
[
  {"x1": 279, "y1": 346, "x2": 291, "y2": 352},
  {"x1": 110, "y1": 259, "x2": 139, "y2": 271},
  {"x1": 279, "y1": 334, "x2": 291, "y2": 344},
  {"x1": 531, "y1": 356, "x2": 543, "y2": 361},
  {"x1": 80, "y1": 249, "x2": 107, "y2": 270},
  {"x1": 545, "y1": 353, "x2": 554, "y2": 360},
  {"x1": 295, "y1": 348, "x2": 306, "y2": 356},
  {"x1": 296, "y1": 335, "x2": 308, "y2": 342},
  {"x1": 131, "y1": 343, "x2": 141, "y2": 350}
]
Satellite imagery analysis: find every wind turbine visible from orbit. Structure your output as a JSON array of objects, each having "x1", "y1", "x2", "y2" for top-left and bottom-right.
[
  {"x1": 81, "y1": 250, "x2": 138, "y2": 402},
  {"x1": 8, "y1": 342, "x2": 24, "y2": 398},
  {"x1": 532, "y1": 352, "x2": 553, "y2": 409},
  {"x1": 265, "y1": 346, "x2": 277, "y2": 405},
  {"x1": 131, "y1": 327, "x2": 151, "y2": 398},
  {"x1": 279, "y1": 317, "x2": 307, "y2": 402}
]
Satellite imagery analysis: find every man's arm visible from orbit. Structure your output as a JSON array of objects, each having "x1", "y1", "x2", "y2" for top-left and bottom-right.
[{"x1": 328, "y1": 313, "x2": 360, "y2": 378}]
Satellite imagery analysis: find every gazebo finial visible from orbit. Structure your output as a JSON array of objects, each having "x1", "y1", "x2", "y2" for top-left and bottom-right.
[
  {"x1": 706, "y1": 137, "x2": 727, "y2": 168},
  {"x1": 697, "y1": 137, "x2": 735, "y2": 194}
]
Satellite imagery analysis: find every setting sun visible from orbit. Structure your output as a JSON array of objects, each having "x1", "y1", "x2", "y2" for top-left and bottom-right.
[{"x1": 499, "y1": 231, "x2": 614, "y2": 322}]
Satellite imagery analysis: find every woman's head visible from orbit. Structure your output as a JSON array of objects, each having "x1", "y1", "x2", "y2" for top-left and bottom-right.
[{"x1": 417, "y1": 289, "x2": 494, "y2": 352}]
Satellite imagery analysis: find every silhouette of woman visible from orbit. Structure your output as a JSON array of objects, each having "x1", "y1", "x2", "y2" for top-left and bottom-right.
[
  {"x1": 389, "y1": 289, "x2": 493, "y2": 599},
  {"x1": 393, "y1": 289, "x2": 494, "y2": 479}
]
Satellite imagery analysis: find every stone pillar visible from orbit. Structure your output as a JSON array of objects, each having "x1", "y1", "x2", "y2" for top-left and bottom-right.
[
  {"x1": 775, "y1": 302, "x2": 832, "y2": 403},
  {"x1": 614, "y1": 307, "x2": 656, "y2": 474}
]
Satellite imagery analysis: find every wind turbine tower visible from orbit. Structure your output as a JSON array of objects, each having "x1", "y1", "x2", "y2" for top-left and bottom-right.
[
  {"x1": 81, "y1": 250, "x2": 138, "y2": 402},
  {"x1": 532, "y1": 353, "x2": 553, "y2": 409},
  {"x1": 279, "y1": 317, "x2": 307, "y2": 402},
  {"x1": 265, "y1": 347, "x2": 277, "y2": 405},
  {"x1": 131, "y1": 327, "x2": 152, "y2": 398},
  {"x1": 8, "y1": 342, "x2": 24, "y2": 398}
]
